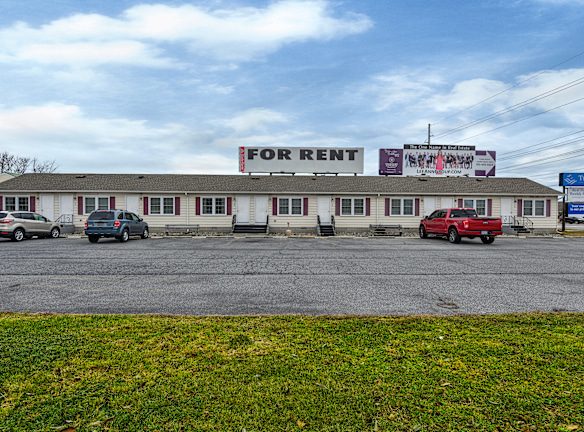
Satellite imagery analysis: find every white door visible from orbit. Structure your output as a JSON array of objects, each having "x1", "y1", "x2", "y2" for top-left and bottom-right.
[
  {"x1": 39, "y1": 194, "x2": 55, "y2": 220},
  {"x1": 59, "y1": 194, "x2": 74, "y2": 223},
  {"x1": 236, "y1": 195, "x2": 250, "y2": 224},
  {"x1": 317, "y1": 196, "x2": 331, "y2": 224},
  {"x1": 126, "y1": 195, "x2": 140, "y2": 214},
  {"x1": 501, "y1": 197, "x2": 514, "y2": 225},
  {"x1": 423, "y1": 196, "x2": 436, "y2": 217},
  {"x1": 441, "y1": 197, "x2": 454, "y2": 209},
  {"x1": 254, "y1": 195, "x2": 269, "y2": 224}
]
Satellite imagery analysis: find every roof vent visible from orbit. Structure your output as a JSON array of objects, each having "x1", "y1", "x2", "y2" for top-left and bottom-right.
[
  {"x1": 476, "y1": 178, "x2": 483, "y2": 181},
  {"x1": 251, "y1": 176, "x2": 260, "y2": 180},
  {"x1": 418, "y1": 177, "x2": 428, "y2": 181},
  {"x1": 76, "y1": 175, "x2": 86, "y2": 179},
  {"x1": 138, "y1": 175, "x2": 145, "y2": 179}
]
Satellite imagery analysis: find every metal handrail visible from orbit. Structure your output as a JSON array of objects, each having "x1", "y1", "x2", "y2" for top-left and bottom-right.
[
  {"x1": 266, "y1": 215, "x2": 270, "y2": 234},
  {"x1": 56, "y1": 214, "x2": 73, "y2": 224},
  {"x1": 316, "y1": 215, "x2": 321, "y2": 236},
  {"x1": 231, "y1": 214, "x2": 236, "y2": 233},
  {"x1": 331, "y1": 215, "x2": 336, "y2": 236}
]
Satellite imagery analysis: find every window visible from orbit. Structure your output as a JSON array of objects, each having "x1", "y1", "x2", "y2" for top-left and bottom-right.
[
  {"x1": 3, "y1": 196, "x2": 29, "y2": 211},
  {"x1": 390, "y1": 198, "x2": 414, "y2": 216},
  {"x1": 278, "y1": 197, "x2": 302, "y2": 216},
  {"x1": 202, "y1": 197, "x2": 226, "y2": 215},
  {"x1": 463, "y1": 198, "x2": 487, "y2": 216},
  {"x1": 84, "y1": 197, "x2": 109, "y2": 214},
  {"x1": 341, "y1": 198, "x2": 365, "y2": 216},
  {"x1": 523, "y1": 199, "x2": 545, "y2": 217},
  {"x1": 150, "y1": 197, "x2": 175, "y2": 215}
]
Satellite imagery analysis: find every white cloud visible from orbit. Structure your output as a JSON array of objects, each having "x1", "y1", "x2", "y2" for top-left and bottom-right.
[
  {"x1": 221, "y1": 108, "x2": 289, "y2": 133},
  {"x1": 0, "y1": 1, "x2": 372, "y2": 67}
]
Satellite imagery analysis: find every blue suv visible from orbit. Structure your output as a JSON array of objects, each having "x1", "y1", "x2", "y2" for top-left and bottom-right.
[{"x1": 85, "y1": 210, "x2": 149, "y2": 243}]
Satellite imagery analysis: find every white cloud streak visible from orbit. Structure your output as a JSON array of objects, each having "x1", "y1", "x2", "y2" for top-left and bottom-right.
[{"x1": 0, "y1": 1, "x2": 373, "y2": 67}]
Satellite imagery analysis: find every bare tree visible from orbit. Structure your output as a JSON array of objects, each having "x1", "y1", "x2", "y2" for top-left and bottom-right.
[{"x1": 0, "y1": 152, "x2": 58, "y2": 174}]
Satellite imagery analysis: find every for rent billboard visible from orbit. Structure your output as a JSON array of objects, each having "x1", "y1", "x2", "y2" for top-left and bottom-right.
[
  {"x1": 239, "y1": 147, "x2": 364, "y2": 174},
  {"x1": 379, "y1": 145, "x2": 496, "y2": 177}
]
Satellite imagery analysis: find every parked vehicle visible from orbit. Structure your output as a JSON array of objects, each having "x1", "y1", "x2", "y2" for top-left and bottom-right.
[
  {"x1": 0, "y1": 211, "x2": 61, "y2": 242},
  {"x1": 420, "y1": 208, "x2": 503, "y2": 244},
  {"x1": 560, "y1": 215, "x2": 584, "y2": 224},
  {"x1": 84, "y1": 210, "x2": 149, "y2": 243}
]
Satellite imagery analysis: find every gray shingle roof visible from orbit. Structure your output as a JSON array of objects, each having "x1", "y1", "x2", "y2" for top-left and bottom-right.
[{"x1": 0, "y1": 173, "x2": 560, "y2": 196}]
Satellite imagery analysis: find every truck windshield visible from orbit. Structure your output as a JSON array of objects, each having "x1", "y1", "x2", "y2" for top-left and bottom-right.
[{"x1": 450, "y1": 209, "x2": 478, "y2": 218}]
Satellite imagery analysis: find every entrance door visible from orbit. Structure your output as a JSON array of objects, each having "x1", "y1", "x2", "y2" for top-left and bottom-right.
[
  {"x1": 254, "y1": 196, "x2": 269, "y2": 224},
  {"x1": 317, "y1": 196, "x2": 331, "y2": 224},
  {"x1": 59, "y1": 194, "x2": 74, "y2": 222},
  {"x1": 126, "y1": 195, "x2": 140, "y2": 214},
  {"x1": 423, "y1": 196, "x2": 436, "y2": 217},
  {"x1": 39, "y1": 194, "x2": 55, "y2": 220},
  {"x1": 441, "y1": 197, "x2": 454, "y2": 209},
  {"x1": 236, "y1": 195, "x2": 250, "y2": 224},
  {"x1": 501, "y1": 197, "x2": 514, "y2": 225}
]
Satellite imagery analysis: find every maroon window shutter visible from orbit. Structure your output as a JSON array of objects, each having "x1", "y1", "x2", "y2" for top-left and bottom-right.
[
  {"x1": 109, "y1": 196, "x2": 115, "y2": 210},
  {"x1": 458, "y1": 198, "x2": 463, "y2": 208},
  {"x1": 415, "y1": 198, "x2": 420, "y2": 217},
  {"x1": 78, "y1": 197, "x2": 84, "y2": 215},
  {"x1": 175, "y1": 197, "x2": 181, "y2": 216},
  {"x1": 196, "y1": 197, "x2": 201, "y2": 215},
  {"x1": 303, "y1": 197, "x2": 308, "y2": 216},
  {"x1": 335, "y1": 198, "x2": 340, "y2": 216},
  {"x1": 30, "y1": 196, "x2": 36, "y2": 212},
  {"x1": 143, "y1": 197, "x2": 149, "y2": 215},
  {"x1": 227, "y1": 197, "x2": 232, "y2": 216},
  {"x1": 546, "y1": 199, "x2": 551, "y2": 217},
  {"x1": 487, "y1": 199, "x2": 492, "y2": 217},
  {"x1": 273, "y1": 197, "x2": 278, "y2": 215},
  {"x1": 0, "y1": 196, "x2": 3, "y2": 211},
  {"x1": 517, "y1": 199, "x2": 522, "y2": 217},
  {"x1": 385, "y1": 198, "x2": 390, "y2": 216},
  {"x1": 366, "y1": 198, "x2": 371, "y2": 216}
]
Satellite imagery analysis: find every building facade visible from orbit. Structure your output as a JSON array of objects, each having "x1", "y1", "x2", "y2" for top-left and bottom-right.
[{"x1": 0, "y1": 173, "x2": 560, "y2": 235}]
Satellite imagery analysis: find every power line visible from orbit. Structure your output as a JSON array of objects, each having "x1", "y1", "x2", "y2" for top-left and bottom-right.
[
  {"x1": 447, "y1": 95, "x2": 584, "y2": 144},
  {"x1": 497, "y1": 135, "x2": 584, "y2": 161},
  {"x1": 498, "y1": 147, "x2": 584, "y2": 171},
  {"x1": 499, "y1": 129, "x2": 584, "y2": 156},
  {"x1": 430, "y1": 48, "x2": 584, "y2": 127},
  {"x1": 433, "y1": 76, "x2": 584, "y2": 140}
]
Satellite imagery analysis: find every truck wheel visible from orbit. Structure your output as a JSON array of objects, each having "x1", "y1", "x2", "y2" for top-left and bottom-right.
[
  {"x1": 419, "y1": 225, "x2": 428, "y2": 238},
  {"x1": 448, "y1": 228, "x2": 461, "y2": 244},
  {"x1": 481, "y1": 235, "x2": 495, "y2": 244}
]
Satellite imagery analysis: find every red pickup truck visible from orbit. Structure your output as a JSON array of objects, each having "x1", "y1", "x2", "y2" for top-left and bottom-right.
[{"x1": 419, "y1": 208, "x2": 503, "y2": 244}]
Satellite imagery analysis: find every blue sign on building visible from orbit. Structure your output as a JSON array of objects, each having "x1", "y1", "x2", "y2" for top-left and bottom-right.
[
  {"x1": 560, "y1": 173, "x2": 584, "y2": 186},
  {"x1": 568, "y1": 203, "x2": 584, "y2": 215}
]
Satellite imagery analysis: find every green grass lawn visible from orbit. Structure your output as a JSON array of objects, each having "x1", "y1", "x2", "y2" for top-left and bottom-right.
[{"x1": 1, "y1": 313, "x2": 583, "y2": 431}]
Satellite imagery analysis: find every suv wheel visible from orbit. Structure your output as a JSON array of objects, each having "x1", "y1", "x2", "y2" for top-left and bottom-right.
[
  {"x1": 88, "y1": 235, "x2": 99, "y2": 243},
  {"x1": 119, "y1": 229, "x2": 129, "y2": 243},
  {"x1": 141, "y1": 227, "x2": 149, "y2": 239},
  {"x1": 50, "y1": 227, "x2": 61, "y2": 238},
  {"x1": 11, "y1": 228, "x2": 25, "y2": 242}
]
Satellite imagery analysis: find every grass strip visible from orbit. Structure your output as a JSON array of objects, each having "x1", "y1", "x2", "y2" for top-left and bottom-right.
[{"x1": 1, "y1": 313, "x2": 583, "y2": 431}]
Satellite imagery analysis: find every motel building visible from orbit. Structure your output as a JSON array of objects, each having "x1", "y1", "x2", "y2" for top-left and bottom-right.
[{"x1": 0, "y1": 147, "x2": 560, "y2": 236}]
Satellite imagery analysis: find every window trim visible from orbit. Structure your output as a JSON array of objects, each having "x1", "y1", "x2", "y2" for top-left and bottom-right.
[
  {"x1": 522, "y1": 199, "x2": 546, "y2": 217},
  {"x1": 277, "y1": 197, "x2": 304, "y2": 216},
  {"x1": 148, "y1": 196, "x2": 176, "y2": 216},
  {"x1": 462, "y1": 198, "x2": 488, "y2": 217},
  {"x1": 390, "y1": 197, "x2": 415, "y2": 216},
  {"x1": 3, "y1": 195, "x2": 30, "y2": 212},
  {"x1": 201, "y1": 196, "x2": 227, "y2": 216},
  {"x1": 340, "y1": 197, "x2": 366, "y2": 216},
  {"x1": 83, "y1": 196, "x2": 110, "y2": 215}
]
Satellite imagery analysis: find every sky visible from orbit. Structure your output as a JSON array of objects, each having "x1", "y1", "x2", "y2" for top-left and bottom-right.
[{"x1": 1, "y1": 0, "x2": 584, "y2": 188}]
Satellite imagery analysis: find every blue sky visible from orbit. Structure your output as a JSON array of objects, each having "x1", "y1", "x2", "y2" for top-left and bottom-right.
[{"x1": 1, "y1": 0, "x2": 583, "y2": 188}]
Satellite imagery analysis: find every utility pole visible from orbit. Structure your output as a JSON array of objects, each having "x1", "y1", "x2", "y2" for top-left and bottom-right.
[{"x1": 427, "y1": 124, "x2": 431, "y2": 146}]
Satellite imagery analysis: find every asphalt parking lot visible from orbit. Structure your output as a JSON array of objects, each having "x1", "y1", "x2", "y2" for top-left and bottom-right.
[{"x1": 1, "y1": 235, "x2": 583, "y2": 315}]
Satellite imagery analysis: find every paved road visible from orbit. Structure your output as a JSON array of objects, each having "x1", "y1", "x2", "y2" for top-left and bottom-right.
[{"x1": 1, "y1": 236, "x2": 583, "y2": 315}]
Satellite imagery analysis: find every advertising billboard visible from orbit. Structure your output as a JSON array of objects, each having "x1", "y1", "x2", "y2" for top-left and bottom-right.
[
  {"x1": 568, "y1": 203, "x2": 584, "y2": 216},
  {"x1": 379, "y1": 145, "x2": 496, "y2": 177},
  {"x1": 560, "y1": 173, "x2": 584, "y2": 186},
  {"x1": 239, "y1": 147, "x2": 364, "y2": 174},
  {"x1": 567, "y1": 187, "x2": 584, "y2": 202}
]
